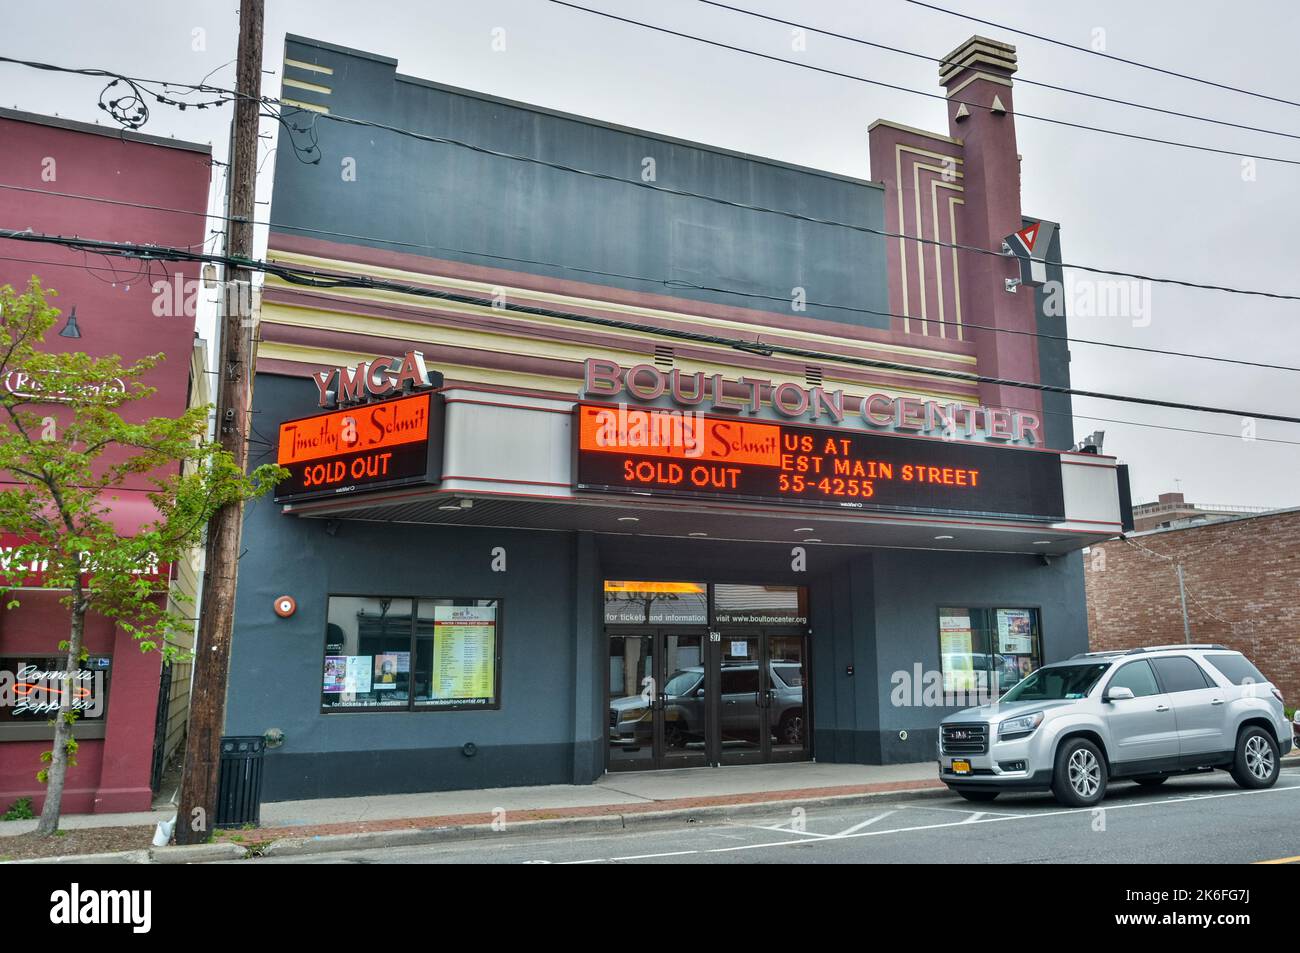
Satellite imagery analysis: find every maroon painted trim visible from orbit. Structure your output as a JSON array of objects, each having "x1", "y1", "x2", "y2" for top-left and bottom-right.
[
  {"x1": 262, "y1": 283, "x2": 982, "y2": 384},
  {"x1": 267, "y1": 232, "x2": 981, "y2": 357},
  {"x1": 258, "y1": 315, "x2": 980, "y2": 402}
]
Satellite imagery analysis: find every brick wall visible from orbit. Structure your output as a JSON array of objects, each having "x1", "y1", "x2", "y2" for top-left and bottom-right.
[{"x1": 1085, "y1": 510, "x2": 1300, "y2": 707}]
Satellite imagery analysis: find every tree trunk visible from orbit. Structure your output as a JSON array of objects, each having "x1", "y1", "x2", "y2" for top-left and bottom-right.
[{"x1": 34, "y1": 581, "x2": 85, "y2": 837}]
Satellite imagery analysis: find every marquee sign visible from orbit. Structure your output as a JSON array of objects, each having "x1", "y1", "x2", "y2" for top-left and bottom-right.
[
  {"x1": 275, "y1": 391, "x2": 444, "y2": 503},
  {"x1": 583, "y1": 358, "x2": 1043, "y2": 445},
  {"x1": 573, "y1": 403, "x2": 1065, "y2": 522}
]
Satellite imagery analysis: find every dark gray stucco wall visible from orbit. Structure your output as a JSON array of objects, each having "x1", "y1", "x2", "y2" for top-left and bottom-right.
[
  {"x1": 272, "y1": 35, "x2": 890, "y2": 329},
  {"x1": 869, "y1": 548, "x2": 1088, "y2": 763},
  {"x1": 229, "y1": 375, "x2": 600, "y2": 799}
]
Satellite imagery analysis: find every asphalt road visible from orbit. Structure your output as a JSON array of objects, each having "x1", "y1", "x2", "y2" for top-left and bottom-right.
[{"x1": 248, "y1": 767, "x2": 1300, "y2": 864}]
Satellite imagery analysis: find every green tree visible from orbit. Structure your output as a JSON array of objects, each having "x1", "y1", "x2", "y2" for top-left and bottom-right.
[{"x1": 0, "y1": 278, "x2": 284, "y2": 836}]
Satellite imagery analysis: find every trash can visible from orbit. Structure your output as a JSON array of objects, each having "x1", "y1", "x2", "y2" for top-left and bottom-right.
[{"x1": 215, "y1": 735, "x2": 265, "y2": 828}]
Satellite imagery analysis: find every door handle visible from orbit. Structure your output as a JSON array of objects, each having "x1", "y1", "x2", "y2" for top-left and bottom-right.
[
  {"x1": 1155, "y1": 704, "x2": 1170, "y2": 712},
  {"x1": 1210, "y1": 698, "x2": 1224, "y2": 706}
]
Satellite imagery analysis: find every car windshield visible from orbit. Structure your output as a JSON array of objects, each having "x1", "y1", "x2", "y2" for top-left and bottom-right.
[
  {"x1": 664, "y1": 670, "x2": 701, "y2": 697},
  {"x1": 1000, "y1": 663, "x2": 1110, "y2": 702}
]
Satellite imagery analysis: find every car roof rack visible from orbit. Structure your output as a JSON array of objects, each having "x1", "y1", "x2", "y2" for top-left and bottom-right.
[
  {"x1": 1123, "y1": 644, "x2": 1230, "y2": 654},
  {"x1": 1070, "y1": 644, "x2": 1230, "y2": 660}
]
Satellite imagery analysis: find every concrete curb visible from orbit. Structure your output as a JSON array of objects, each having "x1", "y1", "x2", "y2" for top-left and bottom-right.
[
  {"x1": 151, "y1": 843, "x2": 248, "y2": 865},
  {"x1": 7, "y1": 849, "x2": 151, "y2": 865},
  {"x1": 239, "y1": 783, "x2": 951, "y2": 860}
]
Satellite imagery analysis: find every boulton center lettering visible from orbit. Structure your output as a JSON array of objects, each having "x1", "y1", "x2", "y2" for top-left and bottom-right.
[{"x1": 582, "y1": 357, "x2": 1042, "y2": 445}]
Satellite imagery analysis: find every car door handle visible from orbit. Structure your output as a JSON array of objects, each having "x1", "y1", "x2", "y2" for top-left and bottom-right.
[
  {"x1": 1155, "y1": 704, "x2": 1170, "y2": 712},
  {"x1": 1210, "y1": 698, "x2": 1224, "y2": 706}
]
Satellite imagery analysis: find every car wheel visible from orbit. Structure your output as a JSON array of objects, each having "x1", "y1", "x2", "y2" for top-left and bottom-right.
[
  {"x1": 1051, "y1": 738, "x2": 1108, "y2": 807},
  {"x1": 664, "y1": 720, "x2": 689, "y2": 749},
  {"x1": 1134, "y1": 775, "x2": 1169, "y2": 787},
  {"x1": 778, "y1": 710, "x2": 804, "y2": 746},
  {"x1": 1230, "y1": 725, "x2": 1279, "y2": 789},
  {"x1": 955, "y1": 788, "x2": 999, "y2": 802}
]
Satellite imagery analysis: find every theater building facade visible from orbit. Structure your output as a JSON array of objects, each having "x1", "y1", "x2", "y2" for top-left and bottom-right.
[{"x1": 226, "y1": 35, "x2": 1130, "y2": 799}]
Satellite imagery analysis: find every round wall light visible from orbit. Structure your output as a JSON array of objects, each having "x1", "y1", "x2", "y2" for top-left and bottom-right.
[{"x1": 273, "y1": 595, "x2": 297, "y2": 618}]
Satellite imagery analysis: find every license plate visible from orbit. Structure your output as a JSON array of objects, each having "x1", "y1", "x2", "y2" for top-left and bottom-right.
[{"x1": 951, "y1": 759, "x2": 971, "y2": 775}]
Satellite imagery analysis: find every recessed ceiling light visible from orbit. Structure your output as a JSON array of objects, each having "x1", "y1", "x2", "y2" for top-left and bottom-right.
[
  {"x1": 934, "y1": 535, "x2": 954, "y2": 540},
  {"x1": 437, "y1": 503, "x2": 461, "y2": 511},
  {"x1": 688, "y1": 532, "x2": 708, "y2": 537},
  {"x1": 793, "y1": 527, "x2": 814, "y2": 533},
  {"x1": 802, "y1": 538, "x2": 822, "y2": 543},
  {"x1": 1032, "y1": 540, "x2": 1051, "y2": 545},
  {"x1": 618, "y1": 516, "x2": 640, "y2": 523}
]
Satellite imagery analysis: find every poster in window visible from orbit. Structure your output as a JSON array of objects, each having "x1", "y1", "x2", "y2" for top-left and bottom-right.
[
  {"x1": 996, "y1": 609, "x2": 1034, "y2": 654},
  {"x1": 323, "y1": 656, "x2": 347, "y2": 694},
  {"x1": 430, "y1": 606, "x2": 496, "y2": 702},
  {"x1": 939, "y1": 611, "x2": 975, "y2": 692},
  {"x1": 373, "y1": 652, "x2": 407, "y2": 689},
  {"x1": 343, "y1": 655, "x2": 372, "y2": 694}
]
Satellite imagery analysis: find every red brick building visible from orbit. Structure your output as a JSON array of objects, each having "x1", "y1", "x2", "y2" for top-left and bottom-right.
[{"x1": 1085, "y1": 508, "x2": 1300, "y2": 707}]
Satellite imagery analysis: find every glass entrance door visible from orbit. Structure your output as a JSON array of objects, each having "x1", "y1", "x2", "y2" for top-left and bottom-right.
[
  {"x1": 607, "y1": 629, "x2": 708, "y2": 771},
  {"x1": 718, "y1": 629, "x2": 811, "y2": 765}
]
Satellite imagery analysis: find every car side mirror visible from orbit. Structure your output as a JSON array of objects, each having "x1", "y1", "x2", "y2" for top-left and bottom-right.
[{"x1": 1105, "y1": 686, "x2": 1135, "y2": 702}]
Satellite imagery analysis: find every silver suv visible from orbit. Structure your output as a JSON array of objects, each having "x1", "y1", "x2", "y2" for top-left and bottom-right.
[{"x1": 938, "y1": 645, "x2": 1291, "y2": 807}]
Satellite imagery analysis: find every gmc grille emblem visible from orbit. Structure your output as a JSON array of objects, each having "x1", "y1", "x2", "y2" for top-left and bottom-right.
[{"x1": 952, "y1": 730, "x2": 969, "y2": 740}]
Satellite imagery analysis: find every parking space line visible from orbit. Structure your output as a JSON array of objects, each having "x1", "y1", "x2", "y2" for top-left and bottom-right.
[
  {"x1": 833, "y1": 810, "x2": 897, "y2": 837},
  {"x1": 609, "y1": 849, "x2": 701, "y2": 861},
  {"x1": 901, "y1": 803, "x2": 1027, "y2": 818},
  {"x1": 738, "y1": 823, "x2": 836, "y2": 839}
]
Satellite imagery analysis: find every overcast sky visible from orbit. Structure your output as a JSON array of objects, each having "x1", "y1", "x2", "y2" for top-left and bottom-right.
[{"x1": 5, "y1": 0, "x2": 1298, "y2": 507}]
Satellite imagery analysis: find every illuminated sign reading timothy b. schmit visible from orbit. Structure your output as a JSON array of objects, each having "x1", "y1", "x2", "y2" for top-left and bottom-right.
[{"x1": 275, "y1": 392, "x2": 444, "y2": 503}]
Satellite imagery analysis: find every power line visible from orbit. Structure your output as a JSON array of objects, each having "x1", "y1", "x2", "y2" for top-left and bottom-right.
[
  {"x1": 267, "y1": 281, "x2": 1300, "y2": 449},
  {"x1": 5, "y1": 180, "x2": 1299, "y2": 374},
  {"x1": 547, "y1": 1, "x2": 1300, "y2": 169},
  {"x1": 4, "y1": 54, "x2": 1300, "y2": 301},
  {"x1": 297, "y1": 104, "x2": 1300, "y2": 301},
  {"x1": 4, "y1": 226, "x2": 1300, "y2": 427},
  {"x1": 902, "y1": 0, "x2": 1300, "y2": 110},
  {"x1": 698, "y1": 1, "x2": 1300, "y2": 142}
]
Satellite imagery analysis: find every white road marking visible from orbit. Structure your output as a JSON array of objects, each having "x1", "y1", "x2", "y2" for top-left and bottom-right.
[
  {"x1": 609, "y1": 849, "x2": 700, "y2": 861},
  {"x1": 740, "y1": 824, "x2": 835, "y2": 839},
  {"x1": 543, "y1": 778, "x2": 1300, "y2": 863},
  {"x1": 833, "y1": 810, "x2": 897, "y2": 837},
  {"x1": 902, "y1": 803, "x2": 1028, "y2": 818}
]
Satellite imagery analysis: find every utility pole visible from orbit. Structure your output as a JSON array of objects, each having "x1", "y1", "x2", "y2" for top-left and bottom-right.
[{"x1": 176, "y1": 0, "x2": 263, "y2": 845}]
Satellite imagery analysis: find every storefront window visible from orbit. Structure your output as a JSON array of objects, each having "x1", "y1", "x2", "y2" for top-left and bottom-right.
[
  {"x1": 938, "y1": 607, "x2": 1042, "y2": 697},
  {"x1": 321, "y1": 596, "x2": 499, "y2": 712},
  {"x1": 603, "y1": 581, "x2": 707, "y2": 625},
  {"x1": 0, "y1": 655, "x2": 111, "y2": 728},
  {"x1": 713, "y1": 584, "x2": 808, "y2": 625}
]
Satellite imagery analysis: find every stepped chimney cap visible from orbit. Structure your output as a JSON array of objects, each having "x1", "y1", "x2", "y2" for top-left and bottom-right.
[{"x1": 939, "y1": 35, "x2": 1018, "y2": 86}]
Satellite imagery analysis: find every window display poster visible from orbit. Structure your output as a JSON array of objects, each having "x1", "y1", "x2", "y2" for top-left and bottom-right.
[
  {"x1": 997, "y1": 609, "x2": 1034, "y2": 654},
  {"x1": 373, "y1": 652, "x2": 409, "y2": 689},
  {"x1": 324, "y1": 655, "x2": 373, "y2": 694},
  {"x1": 431, "y1": 605, "x2": 496, "y2": 701},
  {"x1": 323, "y1": 656, "x2": 347, "y2": 693},
  {"x1": 939, "y1": 612, "x2": 975, "y2": 692}
]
